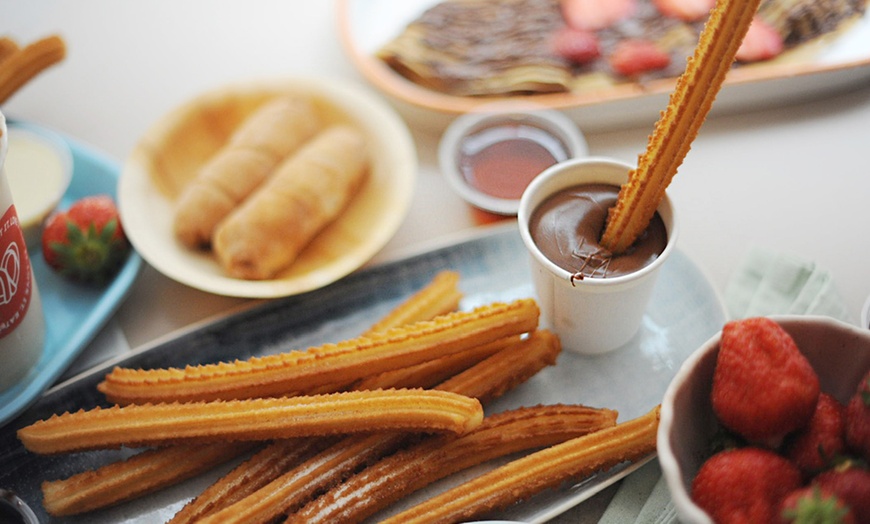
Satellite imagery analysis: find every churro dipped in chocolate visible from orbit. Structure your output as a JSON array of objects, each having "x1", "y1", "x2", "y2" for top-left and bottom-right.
[
  {"x1": 600, "y1": 0, "x2": 763, "y2": 254},
  {"x1": 17, "y1": 389, "x2": 484, "y2": 455},
  {"x1": 380, "y1": 406, "x2": 660, "y2": 524},
  {"x1": 173, "y1": 96, "x2": 322, "y2": 248},
  {"x1": 174, "y1": 329, "x2": 562, "y2": 524},
  {"x1": 98, "y1": 299, "x2": 540, "y2": 404},
  {"x1": 0, "y1": 34, "x2": 66, "y2": 104}
]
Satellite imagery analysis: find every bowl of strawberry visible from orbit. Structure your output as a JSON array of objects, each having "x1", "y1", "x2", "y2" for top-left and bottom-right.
[{"x1": 658, "y1": 316, "x2": 870, "y2": 524}]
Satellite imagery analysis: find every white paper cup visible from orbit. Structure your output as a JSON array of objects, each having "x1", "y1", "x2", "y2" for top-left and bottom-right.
[{"x1": 518, "y1": 157, "x2": 678, "y2": 354}]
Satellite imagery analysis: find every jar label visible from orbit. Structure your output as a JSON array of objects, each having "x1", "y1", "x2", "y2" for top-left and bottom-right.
[{"x1": 0, "y1": 205, "x2": 33, "y2": 340}]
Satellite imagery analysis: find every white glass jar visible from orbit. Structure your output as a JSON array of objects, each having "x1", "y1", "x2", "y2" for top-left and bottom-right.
[{"x1": 0, "y1": 110, "x2": 45, "y2": 391}]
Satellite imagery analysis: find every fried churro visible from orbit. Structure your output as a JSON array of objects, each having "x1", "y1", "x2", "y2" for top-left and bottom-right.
[
  {"x1": 40, "y1": 442, "x2": 255, "y2": 517},
  {"x1": 380, "y1": 406, "x2": 660, "y2": 524},
  {"x1": 0, "y1": 37, "x2": 20, "y2": 65},
  {"x1": 167, "y1": 438, "x2": 331, "y2": 524},
  {"x1": 289, "y1": 404, "x2": 618, "y2": 524},
  {"x1": 0, "y1": 35, "x2": 66, "y2": 104},
  {"x1": 171, "y1": 329, "x2": 562, "y2": 524},
  {"x1": 600, "y1": 0, "x2": 762, "y2": 254},
  {"x1": 98, "y1": 299, "x2": 540, "y2": 405},
  {"x1": 17, "y1": 389, "x2": 483, "y2": 455},
  {"x1": 363, "y1": 271, "x2": 463, "y2": 336}
]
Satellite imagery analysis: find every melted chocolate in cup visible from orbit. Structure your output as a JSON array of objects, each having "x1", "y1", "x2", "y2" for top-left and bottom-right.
[
  {"x1": 529, "y1": 183, "x2": 667, "y2": 280},
  {"x1": 517, "y1": 157, "x2": 678, "y2": 354}
]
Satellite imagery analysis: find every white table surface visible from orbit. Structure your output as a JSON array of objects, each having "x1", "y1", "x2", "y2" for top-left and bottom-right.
[{"x1": 3, "y1": 1, "x2": 870, "y2": 521}]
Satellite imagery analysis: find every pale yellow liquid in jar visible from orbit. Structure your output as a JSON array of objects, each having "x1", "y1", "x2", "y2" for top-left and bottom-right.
[{"x1": 5, "y1": 131, "x2": 67, "y2": 225}]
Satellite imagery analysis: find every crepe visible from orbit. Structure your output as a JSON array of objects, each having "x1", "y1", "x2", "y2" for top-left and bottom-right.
[{"x1": 213, "y1": 125, "x2": 368, "y2": 280}]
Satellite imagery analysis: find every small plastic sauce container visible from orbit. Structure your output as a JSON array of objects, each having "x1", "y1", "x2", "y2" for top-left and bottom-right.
[{"x1": 439, "y1": 105, "x2": 587, "y2": 217}]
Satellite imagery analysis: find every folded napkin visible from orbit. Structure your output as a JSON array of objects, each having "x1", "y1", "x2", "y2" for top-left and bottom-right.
[{"x1": 598, "y1": 247, "x2": 853, "y2": 524}]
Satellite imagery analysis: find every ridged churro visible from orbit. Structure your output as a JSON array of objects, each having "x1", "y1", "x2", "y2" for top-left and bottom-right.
[
  {"x1": 363, "y1": 271, "x2": 463, "y2": 336},
  {"x1": 380, "y1": 406, "x2": 660, "y2": 524},
  {"x1": 98, "y1": 299, "x2": 540, "y2": 404},
  {"x1": 168, "y1": 438, "x2": 331, "y2": 524},
  {"x1": 600, "y1": 0, "x2": 762, "y2": 254},
  {"x1": 17, "y1": 389, "x2": 484, "y2": 455},
  {"x1": 289, "y1": 404, "x2": 618, "y2": 524},
  {"x1": 171, "y1": 329, "x2": 562, "y2": 524},
  {"x1": 40, "y1": 442, "x2": 255, "y2": 517},
  {"x1": 0, "y1": 34, "x2": 66, "y2": 104}
]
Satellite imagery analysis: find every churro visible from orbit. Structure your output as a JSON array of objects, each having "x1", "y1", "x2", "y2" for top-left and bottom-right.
[
  {"x1": 168, "y1": 438, "x2": 331, "y2": 524},
  {"x1": 97, "y1": 298, "x2": 540, "y2": 404},
  {"x1": 0, "y1": 35, "x2": 66, "y2": 104},
  {"x1": 380, "y1": 406, "x2": 660, "y2": 524},
  {"x1": 600, "y1": 0, "x2": 762, "y2": 254},
  {"x1": 289, "y1": 404, "x2": 618, "y2": 524},
  {"x1": 40, "y1": 442, "x2": 255, "y2": 517},
  {"x1": 171, "y1": 329, "x2": 562, "y2": 524},
  {"x1": 0, "y1": 37, "x2": 20, "y2": 65},
  {"x1": 17, "y1": 389, "x2": 484, "y2": 455},
  {"x1": 363, "y1": 271, "x2": 463, "y2": 336}
]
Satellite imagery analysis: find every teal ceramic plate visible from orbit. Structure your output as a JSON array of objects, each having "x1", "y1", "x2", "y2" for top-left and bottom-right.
[{"x1": 0, "y1": 123, "x2": 141, "y2": 427}]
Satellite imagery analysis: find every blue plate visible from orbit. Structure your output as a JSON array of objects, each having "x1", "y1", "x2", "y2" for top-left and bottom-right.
[{"x1": 0, "y1": 125, "x2": 142, "y2": 426}]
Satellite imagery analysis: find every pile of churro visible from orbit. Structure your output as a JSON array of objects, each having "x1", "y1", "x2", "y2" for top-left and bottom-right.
[
  {"x1": 0, "y1": 34, "x2": 66, "y2": 104},
  {"x1": 17, "y1": 271, "x2": 659, "y2": 521}
]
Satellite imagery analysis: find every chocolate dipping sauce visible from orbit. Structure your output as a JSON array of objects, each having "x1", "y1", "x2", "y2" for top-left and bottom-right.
[{"x1": 529, "y1": 183, "x2": 667, "y2": 279}]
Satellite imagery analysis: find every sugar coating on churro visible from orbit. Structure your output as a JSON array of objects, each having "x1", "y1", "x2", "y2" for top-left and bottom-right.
[
  {"x1": 289, "y1": 404, "x2": 618, "y2": 524},
  {"x1": 41, "y1": 442, "x2": 255, "y2": 517},
  {"x1": 600, "y1": 0, "x2": 762, "y2": 254},
  {"x1": 97, "y1": 298, "x2": 539, "y2": 404},
  {"x1": 17, "y1": 389, "x2": 484, "y2": 455},
  {"x1": 380, "y1": 406, "x2": 660, "y2": 524}
]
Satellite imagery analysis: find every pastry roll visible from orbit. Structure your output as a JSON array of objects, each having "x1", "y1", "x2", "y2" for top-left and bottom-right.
[
  {"x1": 213, "y1": 125, "x2": 368, "y2": 280},
  {"x1": 173, "y1": 96, "x2": 321, "y2": 248}
]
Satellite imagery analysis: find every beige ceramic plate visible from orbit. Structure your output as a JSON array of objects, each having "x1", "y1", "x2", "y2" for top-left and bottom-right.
[
  {"x1": 119, "y1": 78, "x2": 417, "y2": 298},
  {"x1": 338, "y1": 0, "x2": 870, "y2": 132}
]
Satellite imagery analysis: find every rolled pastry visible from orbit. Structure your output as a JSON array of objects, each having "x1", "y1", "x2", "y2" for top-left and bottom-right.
[
  {"x1": 213, "y1": 125, "x2": 368, "y2": 280},
  {"x1": 173, "y1": 96, "x2": 321, "y2": 248}
]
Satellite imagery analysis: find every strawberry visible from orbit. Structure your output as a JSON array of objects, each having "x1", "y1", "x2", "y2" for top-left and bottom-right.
[
  {"x1": 778, "y1": 486, "x2": 855, "y2": 524},
  {"x1": 711, "y1": 317, "x2": 820, "y2": 444},
  {"x1": 608, "y1": 39, "x2": 671, "y2": 77},
  {"x1": 560, "y1": 0, "x2": 636, "y2": 31},
  {"x1": 692, "y1": 447, "x2": 802, "y2": 523},
  {"x1": 552, "y1": 27, "x2": 600, "y2": 65},
  {"x1": 652, "y1": 0, "x2": 715, "y2": 22},
  {"x1": 814, "y1": 467, "x2": 870, "y2": 524},
  {"x1": 42, "y1": 195, "x2": 130, "y2": 284},
  {"x1": 736, "y1": 17, "x2": 785, "y2": 63},
  {"x1": 845, "y1": 369, "x2": 870, "y2": 462},
  {"x1": 784, "y1": 392, "x2": 846, "y2": 477}
]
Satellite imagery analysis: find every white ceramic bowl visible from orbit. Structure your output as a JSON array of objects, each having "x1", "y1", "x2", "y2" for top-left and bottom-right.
[
  {"x1": 5, "y1": 123, "x2": 73, "y2": 248},
  {"x1": 658, "y1": 315, "x2": 870, "y2": 524}
]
